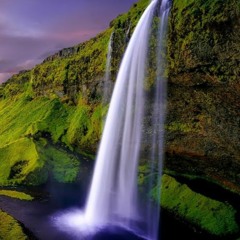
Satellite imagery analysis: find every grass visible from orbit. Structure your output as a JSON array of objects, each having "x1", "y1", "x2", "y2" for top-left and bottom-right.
[
  {"x1": 39, "y1": 143, "x2": 80, "y2": 183},
  {"x1": 0, "y1": 210, "x2": 28, "y2": 240},
  {"x1": 65, "y1": 98, "x2": 91, "y2": 148},
  {"x1": 0, "y1": 190, "x2": 33, "y2": 201},
  {"x1": 1, "y1": 0, "x2": 151, "y2": 100},
  {"x1": 166, "y1": 122, "x2": 194, "y2": 133},
  {"x1": 0, "y1": 138, "x2": 42, "y2": 185},
  {"x1": 64, "y1": 98, "x2": 108, "y2": 151},
  {"x1": 0, "y1": 96, "x2": 68, "y2": 148},
  {"x1": 169, "y1": 0, "x2": 240, "y2": 82},
  {"x1": 152, "y1": 174, "x2": 239, "y2": 236},
  {"x1": 0, "y1": 95, "x2": 101, "y2": 185},
  {"x1": 0, "y1": 127, "x2": 80, "y2": 185}
]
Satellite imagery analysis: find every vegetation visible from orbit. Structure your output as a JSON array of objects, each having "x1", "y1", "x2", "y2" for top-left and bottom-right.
[
  {"x1": 0, "y1": 190, "x2": 33, "y2": 201},
  {"x1": 0, "y1": 210, "x2": 28, "y2": 240},
  {"x1": 168, "y1": 0, "x2": 240, "y2": 84},
  {"x1": 38, "y1": 143, "x2": 80, "y2": 183},
  {"x1": 0, "y1": 0, "x2": 151, "y2": 187},
  {"x1": 152, "y1": 175, "x2": 239, "y2": 236},
  {"x1": 0, "y1": 138, "x2": 42, "y2": 185},
  {"x1": 0, "y1": 0, "x2": 239, "y2": 237},
  {"x1": 0, "y1": 96, "x2": 68, "y2": 148},
  {"x1": 0, "y1": 90, "x2": 106, "y2": 185},
  {"x1": 1, "y1": 0, "x2": 150, "y2": 101}
]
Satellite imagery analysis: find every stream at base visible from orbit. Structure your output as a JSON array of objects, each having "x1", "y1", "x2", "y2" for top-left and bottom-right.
[{"x1": 0, "y1": 178, "x2": 228, "y2": 240}]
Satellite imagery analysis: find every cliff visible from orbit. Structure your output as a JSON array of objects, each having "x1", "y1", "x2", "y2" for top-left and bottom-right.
[
  {"x1": 0, "y1": 0, "x2": 239, "y2": 236},
  {"x1": 166, "y1": 0, "x2": 240, "y2": 191},
  {"x1": 0, "y1": 0, "x2": 150, "y2": 185}
]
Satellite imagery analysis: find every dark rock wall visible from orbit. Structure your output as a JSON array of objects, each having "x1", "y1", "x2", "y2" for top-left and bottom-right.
[
  {"x1": 0, "y1": 0, "x2": 239, "y2": 190},
  {"x1": 165, "y1": 0, "x2": 240, "y2": 189}
]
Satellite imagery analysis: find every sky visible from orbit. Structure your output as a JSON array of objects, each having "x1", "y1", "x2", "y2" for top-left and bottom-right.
[{"x1": 0, "y1": 0, "x2": 137, "y2": 84}]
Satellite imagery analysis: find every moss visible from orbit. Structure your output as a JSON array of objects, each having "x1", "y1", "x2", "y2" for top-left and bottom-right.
[
  {"x1": 168, "y1": 0, "x2": 240, "y2": 84},
  {"x1": 38, "y1": 143, "x2": 80, "y2": 183},
  {"x1": 152, "y1": 174, "x2": 239, "y2": 236},
  {"x1": 81, "y1": 103, "x2": 108, "y2": 148},
  {"x1": 0, "y1": 124, "x2": 80, "y2": 185},
  {"x1": 65, "y1": 98, "x2": 91, "y2": 147},
  {"x1": 0, "y1": 210, "x2": 29, "y2": 240},
  {"x1": 138, "y1": 164, "x2": 150, "y2": 185},
  {"x1": 0, "y1": 96, "x2": 68, "y2": 148},
  {"x1": 0, "y1": 138, "x2": 43, "y2": 185},
  {"x1": 1, "y1": 0, "x2": 151, "y2": 100},
  {"x1": 63, "y1": 97, "x2": 108, "y2": 151},
  {"x1": 0, "y1": 190, "x2": 33, "y2": 201},
  {"x1": 166, "y1": 122, "x2": 193, "y2": 133},
  {"x1": 0, "y1": 93, "x2": 104, "y2": 185}
]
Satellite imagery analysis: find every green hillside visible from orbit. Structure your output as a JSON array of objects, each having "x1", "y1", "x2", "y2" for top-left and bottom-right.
[{"x1": 0, "y1": 0, "x2": 239, "y2": 236}]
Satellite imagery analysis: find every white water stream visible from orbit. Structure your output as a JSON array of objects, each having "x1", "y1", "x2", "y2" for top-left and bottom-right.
[{"x1": 55, "y1": 1, "x2": 171, "y2": 239}]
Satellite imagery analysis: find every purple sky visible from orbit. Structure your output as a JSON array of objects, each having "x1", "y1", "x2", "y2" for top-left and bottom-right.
[{"x1": 0, "y1": 0, "x2": 137, "y2": 83}]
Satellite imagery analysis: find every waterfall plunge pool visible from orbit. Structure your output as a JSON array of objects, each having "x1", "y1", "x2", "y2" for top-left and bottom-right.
[{"x1": 0, "y1": 176, "x2": 219, "y2": 240}]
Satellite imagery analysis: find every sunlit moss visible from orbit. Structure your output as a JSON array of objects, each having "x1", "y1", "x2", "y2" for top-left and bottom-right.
[
  {"x1": 0, "y1": 96, "x2": 68, "y2": 148},
  {"x1": 38, "y1": 143, "x2": 80, "y2": 183},
  {"x1": 166, "y1": 122, "x2": 193, "y2": 133},
  {"x1": 168, "y1": 0, "x2": 240, "y2": 83},
  {"x1": 81, "y1": 103, "x2": 108, "y2": 148},
  {"x1": 0, "y1": 210, "x2": 28, "y2": 240},
  {"x1": 0, "y1": 190, "x2": 33, "y2": 201},
  {"x1": 152, "y1": 175, "x2": 239, "y2": 236},
  {"x1": 65, "y1": 97, "x2": 91, "y2": 147},
  {"x1": 0, "y1": 138, "x2": 42, "y2": 185}
]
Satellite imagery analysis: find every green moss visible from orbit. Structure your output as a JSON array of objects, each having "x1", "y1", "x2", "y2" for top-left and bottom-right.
[
  {"x1": 152, "y1": 174, "x2": 239, "y2": 236},
  {"x1": 0, "y1": 190, "x2": 33, "y2": 201},
  {"x1": 168, "y1": 0, "x2": 240, "y2": 83},
  {"x1": 81, "y1": 103, "x2": 108, "y2": 147},
  {"x1": 1, "y1": 0, "x2": 151, "y2": 100},
  {"x1": 0, "y1": 97, "x2": 68, "y2": 148},
  {"x1": 38, "y1": 144, "x2": 80, "y2": 183},
  {"x1": 0, "y1": 138, "x2": 43, "y2": 185},
  {"x1": 27, "y1": 99, "x2": 69, "y2": 143},
  {"x1": 0, "y1": 210, "x2": 28, "y2": 240},
  {"x1": 166, "y1": 122, "x2": 193, "y2": 133},
  {"x1": 138, "y1": 164, "x2": 152, "y2": 185},
  {"x1": 65, "y1": 98, "x2": 90, "y2": 147},
  {"x1": 0, "y1": 124, "x2": 80, "y2": 185},
  {"x1": 63, "y1": 97, "x2": 108, "y2": 151}
]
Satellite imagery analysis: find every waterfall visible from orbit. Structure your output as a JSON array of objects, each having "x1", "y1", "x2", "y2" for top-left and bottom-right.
[
  {"x1": 54, "y1": 0, "x2": 171, "y2": 239},
  {"x1": 103, "y1": 32, "x2": 113, "y2": 104},
  {"x1": 146, "y1": 0, "x2": 171, "y2": 239},
  {"x1": 84, "y1": 0, "x2": 158, "y2": 228}
]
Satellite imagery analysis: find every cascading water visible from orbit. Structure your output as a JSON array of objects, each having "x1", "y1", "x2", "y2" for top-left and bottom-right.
[
  {"x1": 84, "y1": 0, "x2": 158, "y2": 228},
  {"x1": 54, "y1": 0, "x2": 171, "y2": 239},
  {"x1": 103, "y1": 32, "x2": 113, "y2": 104},
  {"x1": 146, "y1": 0, "x2": 171, "y2": 239}
]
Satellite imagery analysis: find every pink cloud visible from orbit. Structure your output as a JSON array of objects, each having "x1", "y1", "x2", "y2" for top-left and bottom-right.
[{"x1": 0, "y1": 73, "x2": 14, "y2": 84}]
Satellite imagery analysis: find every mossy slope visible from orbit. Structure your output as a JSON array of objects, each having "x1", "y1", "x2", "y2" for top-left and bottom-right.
[
  {"x1": 0, "y1": 0, "x2": 150, "y2": 186},
  {"x1": 1, "y1": 0, "x2": 150, "y2": 101},
  {"x1": 0, "y1": 210, "x2": 29, "y2": 240},
  {"x1": 0, "y1": 89, "x2": 109, "y2": 185},
  {"x1": 152, "y1": 174, "x2": 239, "y2": 236},
  {"x1": 165, "y1": 0, "x2": 240, "y2": 190},
  {"x1": 0, "y1": 190, "x2": 33, "y2": 201}
]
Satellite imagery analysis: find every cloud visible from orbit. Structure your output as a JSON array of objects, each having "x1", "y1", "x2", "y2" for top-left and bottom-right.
[
  {"x1": 0, "y1": 0, "x2": 138, "y2": 84},
  {"x1": 0, "y1": 73, "x2": 14, "y2": 84}
]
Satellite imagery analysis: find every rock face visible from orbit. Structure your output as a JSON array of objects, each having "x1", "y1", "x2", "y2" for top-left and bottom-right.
[
  {"x1": 0, "y1": 0, "x2": 239, "y2": 192},
  {"x1": 165, "y1": 0, "x2": 240, "y2": 191},
  {"x1": 0, "y1": 0, "x2": 239, "y2": 236},
  {"x1": 0, "y1": 0, "x2": 148, "y2": 185}
]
